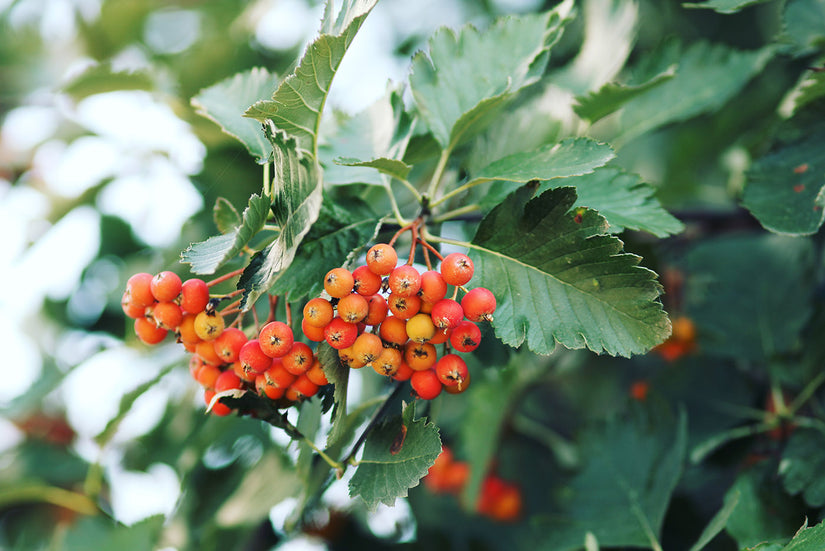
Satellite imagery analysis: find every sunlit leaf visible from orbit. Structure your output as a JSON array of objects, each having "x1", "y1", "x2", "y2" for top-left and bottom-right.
[
  {"x1": 682, "y1": 0, "x2": 773, "y2": 13},
  {"x1": 573, "y1": 66, "x2": 676, "y2": 123},
  {"x1": 213, "y1": 197, "x2": 241, "y2": 235}
]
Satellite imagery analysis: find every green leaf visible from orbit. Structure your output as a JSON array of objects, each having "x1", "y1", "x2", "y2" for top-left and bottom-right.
[
  {"x1": 781, "y1": 0, "x2": 825, "y2": 56},
  {"x1": 263, "y1": 196, "x2": 380, "y2": 301},
  {"x1": 778, "y1": 429, "x2": 825, "y2": 507},
  {"x1": 316, "y1": 342, "x2": 351, "y2": 450},
  {"x1": 682, "y1": 0, "x2": 774, "y2": 13},
  {"x1": 192, "y1": 67, "x2": 281, "y2": 163},
  {"x1": 683, "y1": 234, "x2": 815, "y2": 362},
  {"x1": 213, "y1": 197, "x2": 241, "y2": 235},
  {"x1": 471, "y1": 137, "x2": 615, "y2": 189},
  {"x1": 725, "y1": 467, "x2": 800, "y2": 549},
  {"x1": 573, "y1": 66, "x2": 676, "y2": 123},
  {"x1": 63, "y1": 515, "x2": 164, "y2": 551},
  {"x1": 238, "y1": 130, "x2": 322, "y2": 309},
  {"x1": 244, "y1": 0, "x2": 379, "y2": 158},
  {"x1": 532, "y1": 402, "x2": 687, "y2": 549},
  {"x1": 549, "y1": 167, "x2": 684, "y2": 237},
  {"x1": 470, "y1": 186, "x2": 670, "y2": 357},
  {"x1": 409, "y1": 1, "x2": 574, "y2": 150},
  {"x1": 334, "y1": 157, "x2": 412, "y2": 182},
  {"x1": 59, "y1": 61, "x2": 154, "y2": 101},
  {"x1": 349, "y1": 401, "x2": 441, "y2": 511},
  {"x1": 781, "y1": 521, "x2": 825, "y2": 550},
  {"x1": 181, "y1": 194, "x2": 271, "y2": 275},
  {"x1": 615, "y1": 41, "x2": 774, "y2": 143},
  {"x1": 688, "y1": 488, "x2": 741, "y2": 551},
  {"x1": 785, "y1": 66, "x2": 825, "y2": 116},
  {"x1": 321, "y1": 88, "x2": 415, "y2": 186},
  {"x1": 741, "y1": 122, "x2": 825, "y2": 236}
]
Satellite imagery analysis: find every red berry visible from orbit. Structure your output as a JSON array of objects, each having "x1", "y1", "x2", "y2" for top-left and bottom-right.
[
  {"x1": 324, "y1": 317, "x2": 358, "y2": 349},
  {"x1": 353, "y1": 265, "x2": 382, "y2": 296},
  {"x1": 431, "y1": 299, "x2": 464, "y2": 331},
  {"x1": 150, "y1": 271, "x2": 182, "y2": 302},
  {"x1": 450, "y1": 321, "x2": 481, "y2": 352},
  {"x1": 180, "y1": 278, "x2": 210, "y2": 314},
  {"x1": 290, "y1": 374, "x2": 320, "y2": 399},
  {"x1": 411, "y1": 369, "x2": 442, "y2": 400},
  {"x1": 126, "y1": 272, "x2": 155, "y2": 308},
  {"x1": 212, "y1": 327, "x2": 248, "y2": 364},
  {"x1": 366, "y1": 243, "x2": 398, "y2": 275},
  {"x1": 419, "y1": 270, "x2": 448, "y2": 303},
  {"x1": 440, "y1": 253, "x2": 474, "y2": 286},
  {"x1": 392, "y1": 361, "x2": 414, "y2": 382},
  {"x1": 435, "y1": 354, "x2": 469, "y2": 388},
  {"x1": 204, "y1": 389, "x2": 232, "y2": 416},
  {"x1": 388, "y1": 265, "x2": 422, "y2": 298},
  {"x1": 461, "y1": 287, "x2": 496, "y2": 322},
  {"x1": 121, "y1": 291, "x2": 147, "y2": 319},
  {"x1": 266, "y1": 360, "x2": 297, "y2": 390},
  {"x1": 214, "y1": 370, "x2": 243, "y2": 393},
  {"x1": 258, "y1": 321, "x2": 294, "y2": 358},
  {"x1": 239, "y1": 339, "x2": 273, "y2": 375}
]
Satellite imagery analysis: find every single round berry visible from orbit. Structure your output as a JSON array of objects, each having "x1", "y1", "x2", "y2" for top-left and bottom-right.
[
  {"x1": 126, "y1": 272, "x2": 155, "y2": 308},
  {"x1": 337, "y1": 293, "x2": 369, "y2": 324},
  {"x1": 213, "y1": 327, "x2": 248, "y2": 364},
  {"x1": 388, "y1": 265, "x2": 422, "y2": 298},
  {"x1": 392, "y1": 361, "x2": 414, "y2": 382},
  {"x1": 150, "y1": 271, "x2": 182, "y2": 303},
  {"x1": 366, "y1": 243, "x2": 398, "y2": 276},
  {"x1": 135, "y1": 317, "x2": 168, "y2": 345},
  {"x1": 177, "y1": 313, "x2": 201, "y2": 345},
  {"x1": 214, "y1": 370, "x2": 243, "y2": 393},
  {"x1": 353, "y1": 265, "x2": 382, "y2": 296},
  {"x1": 205, "y1": 389, "x2": 232, "y2": 416},
  {"x1": 239, "y1": 339, "x2": 274, "y2": 375},
  {"x1": 196, "y1": 340, "x2": 223, "y2": 365},
  {"x1": 379, "y1": 316, "x2": 408, "y2": 346},
  {"x1": 259, "y1": 321, "x2": 294, "y2": 358},
  {"x1": 461, "y1": 287, "x2": 496, "y2": 322},
  {"x1": 427, "y1": 328, "x2": 450, "y2": 345},
  {"x1": 150, "y1": 301, "x2": 183, "y2": 331},
  {"x1": 440, "y1": 253, "x2": 474, "y2": 286},
  {"x1": 435, "y1": 354, "x2": 469, "y2": 388},
  {"x1": 338, "y1": 345, "x2": 364, "y2": 369},
  {"x1": 411, "y1": 369, "x2": 442, "y2": 400},
  {"x1": 194, "y1": 311, "x2": 225, "y2": 341},
  {"x1": 444, "y1": 370, "x2": 471, "y2": 394},
  {"x1": 266, "y1": 360, "x2": 297, "y2": 390},
  {"x1": 196, "y1": 363, "x2": 221, "y2": 389},
  {"x1": 450, "y1": 321, "x2": 481, "y2": 353},
  {"x1": 406, "y1": 313, "x2": 436, "y2": 343},
  {"x1": 388, "y1": 293, "x2": 421, "y2": 320},
  {"x1": 324, "y1": 317, "x2": 359, "y2": 350},
  {"x1": 180, "y1": 278, "x2": 210, "y2": 314},
  {"x1": 121, "y1": 291, "x2": 147, "y2": 319},
  {"x1": 324, "y1": 267, "x2": 355, "y2": 299},
  {"x1": 419, "y1": 270, "x2": 448, "y2": 303},
  {"x1": 301, "y1": 318, "x2": 326, "y2": 342},
  {"x1": 303, "y1": 297, "x2": 334, "y2": 328},
  {"x1": 372, "y1": 346, "x2": 402, "y2": 377},
  {"x1": 306, "y1": 359, "x2": 329, "y2": 386},
  {"x1": 431, "y1": 299, "x2": 464, "y2": 331},
  {"x1": 290, "y1": 374, "x2": 320, "y2": 400},
  {"x1": 404, "y1": 341, "x2": 438, "y2": 371},
  {"x1": 282, "y1": 342, "x2": 314, "y2": 376},
  {"x1": 363, "y1": 294, "x2": 389, "y2": 326},
  {"x1": 232, "y1": 360, "x2": 256, "y2": 383},
  {"x1": 256, "y1": 372, "x2": 284, "y2": 400},
  {"x1": 352, "y1": 333, "x2": 383, "y2": 366}
]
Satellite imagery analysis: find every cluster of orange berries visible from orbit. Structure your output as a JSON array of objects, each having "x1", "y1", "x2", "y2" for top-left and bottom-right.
[
  {"x1": 424, "y1": 446, "x2": 522, "y2": 522},
  {"x1": 122, "y1": 271, "x2": 328, "y2": 416},
  {"x1": 299, "y1": 243, "x2": 496, "y2": 400}
]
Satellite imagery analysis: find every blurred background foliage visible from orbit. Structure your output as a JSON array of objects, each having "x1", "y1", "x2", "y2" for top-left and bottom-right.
[{"x1": 2, "y1": 0, "x2": 825, "y2": 549}]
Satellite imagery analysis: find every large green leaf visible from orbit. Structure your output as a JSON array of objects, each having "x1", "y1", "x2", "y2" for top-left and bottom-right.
[
  {"x1": 683, "y1": 234, "x2": 815, "y2": 362},
  {"x1": 244, "y1": 0, "x2": 378, "y2": 158},
  {"x1": 238, "y1": 131, "x2": 322, "y2": 309},
  {"x1": 532, "y1": 402, "x2": 687, "y2": 549},
  {"x1": 682, "y1": 0, "x2": 774, "y2": 13},
  {"x1": 181, "y1": 194, "x2": 271, "y2": 275},
  {"x1": 469, "y1": 186, "x2": 670, "y2": 357},
  {"x1": 192, "y1": 67, "x2": 281, "y2": 163},
  {"x1": 725, "y1": 467, "x2": 801, "y2": 549},
  {"x1": 778, "y1": 429, "x2": 825, "y2": 508},
  {"x1": 471, "y1": 138, "x2": 615, "y2": 190},
  {"x1": 777, "y1": 521, "x2": 825, "y2": 551},
  {"x1": 614, "y1": 40, "x2": 774, "y2": 143},
  {"x1": 741, "y1": 122, "x2": 825, "y2": 236},
  {"x1": 349, "y1": 401, "x2": 441, "y2": 511},
  {"x1": 322, "y1": 89, "x2": 414, "y2": 186},
  {"x1": 573, "y1": 66, "x2": 676, "y2": 124},
  {"x1": 266, "y1": 196, "x2": 380, "y2": 301},
  {"x1": 62, "y1": 515, "x2": 164, "y2": 551},
  {"x1": 408, "y1": 1, "x2": 574, "y2": 150},
  {"x1": 781, "y1": 0, "x2": 825, "y2": 56},
  {"x1": 688, "y1": 488, "x2": 741, "y2": 551}
]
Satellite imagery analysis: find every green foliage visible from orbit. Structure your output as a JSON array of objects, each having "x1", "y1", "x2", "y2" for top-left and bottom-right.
[
  {"x1": 682, "y1": 0, "x2": 774, "y2": 13},
  {"x1": 471, "y1": 185, "x2": 670, "y2": 357},
  {"x1": 779, "y1": 429, "x2": 825, "y2": 507}
]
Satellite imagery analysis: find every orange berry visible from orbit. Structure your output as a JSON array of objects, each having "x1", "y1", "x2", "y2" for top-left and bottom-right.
[
  {"x1": 306, "y1": 359, "x2": 329, "y2": 386},
  {"x1": 125, "y1": 272, "x2": 155, "y2": 308},
  {"x1": 324, "y1": 317, "x2": 358, "y2": 350},
  {"x1": 303, "y1": 297, "x2": 334, "y2": 328},
  {"x1": 363, "y1": 294, "x2": 389, "y2": 326},
  {"x1": 282, "y1": 342, "x2": 314, "y2": 376},
  {"x1": 324, "y1": 268, "x2": 355, "y2": 298},
  {"x1": 352, "y1": 333, "x2": 383, "y2": 366},
  {"x1": 150, "y1": 271, "x2": 182, "y2": 302},
  {"x1": 379, "y1": 316, "x2": 408, "y2": 346},
  {"x1": 404, "y1": 342, "x2": 437, "y2": 371},
  {"x1": 180, "y1": 278, "x2": 210, "y2": 314},
  {"x1": 372, "y1": 346, "x2": 402, "y2": 377},
  {"x1": 194, "y1": 311, "x2": 224, "y2": 341},
  {"x1": 388, "y1": 265, "x2": 422, "y2": 297},
  {"x1": 366, "y1": 243, "x2": 398, "y2": 275},
  {"x1": 388, "y1": 293, "x2": 421, "y2": 320},
  {"x1": 353, "y1": 265, "x2": 382, "y2": 296},
  {"x1": 337, "y1": 293, "x2": 369, "y2": 324},
  {"x1": 302, "y1": 318, "x2": 326, "y2": 342},
  {"x1": 259, "y1": 321, "x2": 294, "y2": 358},
  {"x1": 134, "y1": 317, "x2": 167, "y2": 345},
  {"x1": 213, "y1": 327, "x2": 248, "y2": 364},
  {"x1": 440, "y1": 253, "x2": 474, "y2": 286}
]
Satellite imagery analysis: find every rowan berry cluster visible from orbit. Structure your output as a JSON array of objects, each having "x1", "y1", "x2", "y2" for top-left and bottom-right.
[
  {"x1": 424, "y1": 446, "x2": 522, "y2": 522},
  {"x1": 122, "y1": 271, "x2": 328, "y2": 416},
  {"x1": 300, "y1": 241, "x2": 496, "y2": 400}
]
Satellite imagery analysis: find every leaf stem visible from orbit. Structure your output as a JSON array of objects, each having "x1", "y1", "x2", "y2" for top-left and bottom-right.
[
  {"x1": 0, "y1": 485, "x2": 99, "y2": 516},
  {"x1": 396, "y1": 177, "x2": 423, "y2": 202},
  {"x1": 383, "y1": 182, "x2": 410, "y2": 226},
  {"x1": 426, "y1": 147, "x2": 452, "y2": 201},
  {"x1": 429, "y1": 177, "x2": 490, "y2": 209},
  {"x1": 302, "y1": 437, "x2": 344, "y2": 476},
  {"x1": 206, "y1": 268, "x2": 245, "y2": 288},
  {"x1": 263, "y1": 161, "x2": 272, "y2": 197},
  {"x1": 431, "y1": 204, "x2": 482, "y2": 224},
  {"x1": 790, "y1": 371, "x2": 825, "y2": 415}
]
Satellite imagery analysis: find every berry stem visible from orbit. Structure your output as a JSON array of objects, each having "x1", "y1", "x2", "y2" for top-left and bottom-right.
[
  {"x1": 416, "y1": 237, "x2": 444, "y2": 262},
  {"x1": 206, "y1": 268, "x2": 245, "y2": 288},
  {"x1": 407, "y1": 222, "x2": 420, "y2": 265},
  {"x1": 285, "y1": 300, "x2": 293, "y2": 327},
  {"x1": 266, "y1": 295, "x2": 279, "y2": 324}
]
